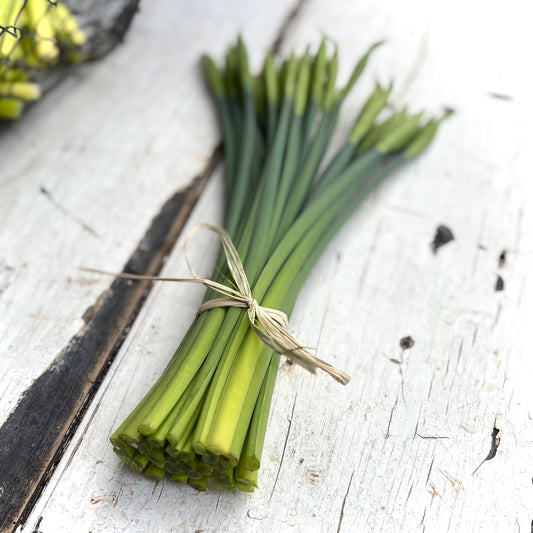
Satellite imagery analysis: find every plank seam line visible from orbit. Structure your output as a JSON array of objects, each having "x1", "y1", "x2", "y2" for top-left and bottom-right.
[{"x1": 1, "y1": 149, "x2": 221, "y2": 533}]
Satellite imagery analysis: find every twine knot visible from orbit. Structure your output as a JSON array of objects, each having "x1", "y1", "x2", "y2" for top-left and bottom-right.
[
  {"x1": 190, "y1": 225, "x2": 350, "y2": 385},
  {"x1": 84, "y1": 224, "x2": 350, "y2": 385}
]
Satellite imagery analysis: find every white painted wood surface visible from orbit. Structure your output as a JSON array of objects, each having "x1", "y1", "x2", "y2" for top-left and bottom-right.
[
  {"x1": 3, "y1": 0, "x2": 533, "y2": 531},
  {"x1": 0, "y1": 0, "x2": 296, "y2": 425}
]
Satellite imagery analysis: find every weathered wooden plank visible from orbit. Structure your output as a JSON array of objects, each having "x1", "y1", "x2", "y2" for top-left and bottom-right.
[
  {"x1": 0, "y1": 0, "x2": 301, "y2": 530},
  {"x1": 0, "y1": 169, "x2": 214, "y2": 531},
  {"x1": 8, "y1": 0, "x2": 533, "y2": 531}
]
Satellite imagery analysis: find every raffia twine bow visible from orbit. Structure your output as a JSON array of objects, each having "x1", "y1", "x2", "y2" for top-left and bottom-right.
[{"x1": 85, "y1": 224, "x2": 350, "y2": 385}]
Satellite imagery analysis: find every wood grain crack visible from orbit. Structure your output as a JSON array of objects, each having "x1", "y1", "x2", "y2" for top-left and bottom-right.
[
  {"x1": 420, "y1": 507, "x2": 427, "y2": 531},
  {"x1": 426, "y1": 456, "x2": 435, "y2": 484},
  {"x1": 270, "y1": 0, "x2": 308, "y2": 53},
  {"x1": 0, "y1": 158, "x2": 219, "y2": 533},
  {"x1": 357, "y1": 218, "x2": 382, "y2": 297},
  {"x1": 385, "y1": 394, "x2": 398, "y2": 439},
  {"x1": 336, "y1": 469, "x2": 355, "y2": 533},
  {"x1": 39, "y1": 186, "x2": 100, "y2": 238},
  {"x1": 492, "y1": 303, "x2": 503, "y2": 330},
  {"x1": 269, "y1": 393, "x2": 298, "y2": 502},
  {"x1": 413, "y1": 405, "x2": 423, "y2": 440},
  {"x1": 417, "y1": 434, "x2": 450, "y2": 441}
]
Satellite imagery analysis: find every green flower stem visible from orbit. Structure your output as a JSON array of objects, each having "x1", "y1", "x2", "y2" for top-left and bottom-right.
[
  {"x1": 311, "y1": 142, "x2": 356, "y2": 198},
  {"x1": 237, "y1": 351, "x2": 280, "y2": 470},
  {"x1": 188, "y1": 475, "x2": 209, "y2": 491},
  {"x1": 137, "y1": 310, "x2": 225, "y2": 436},
  {"x1": 144, "y1": 462, "x2": 165, "y2": 481},
  {"x1": 161, "y1": 385, "x2": 206, "y2": 450},
  {"x1": 224, "y1": 89, "x2": 256, "y2": 239},
  {"x1": 264, "y1": 52, "x2": 279, "y2": 149},
  {"x1": 112, "y1": 443, "x2": 135, "y2": 465},
  {"x1": 241, "y1": 55, "x2": 297, "y2": 284},
  {"x1": 166, "y1": 315, "x2": 247, "y2": 447},
  {"x1": 275, "y1": 105, "x2": 340, "y2": 240},
  {"x1": 109, "y1": 312, "x2": 208, "y2": 447},
  {"x1": 144, "y1": 447, "x2": 166, "y2": 469},
  {"x1": 145, "y1": 370, "x2": 200, "y2": 449},
  {"x1": 234, "y1": 459, "x2": 258, "y2": 487},
  {"x1": 206, "y1": 337, "x2": 272, "y2": 464},
  {"x1": 191, "y1": 312, "x2": 251, "y2": 454},
  {"x1": 168, "y1": 471, "x2": 189, "y2": 483},
  {"x1": 130, "y1": 452, "x2": 149, "y2": 472}
]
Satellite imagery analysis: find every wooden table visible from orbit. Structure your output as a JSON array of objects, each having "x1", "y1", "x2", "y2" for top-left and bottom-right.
[{"x1": 1, "y1": 0, "x2": 532, "y2": 531}]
